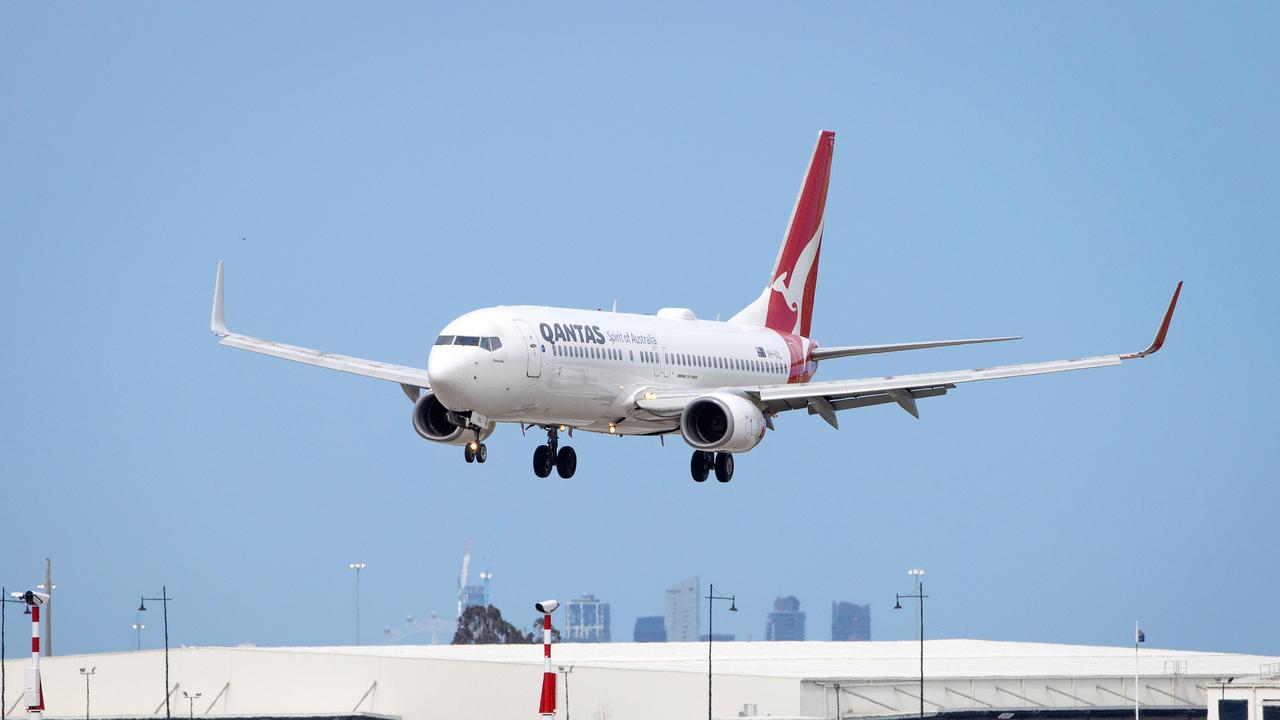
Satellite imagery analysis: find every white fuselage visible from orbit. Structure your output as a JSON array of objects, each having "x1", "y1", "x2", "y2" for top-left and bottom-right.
[{"x1": 426, "y1": 306, "x2": 816, "y2": 435}]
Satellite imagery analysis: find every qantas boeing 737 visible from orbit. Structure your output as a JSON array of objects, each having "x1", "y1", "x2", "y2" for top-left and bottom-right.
[{"x1": 210, "y1": 130, "x2": 1181, "y2": 482}]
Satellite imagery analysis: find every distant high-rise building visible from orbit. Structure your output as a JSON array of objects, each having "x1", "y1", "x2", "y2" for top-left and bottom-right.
[
  {"x1": 765, "y1": 596, "x2": 805, "y2": 641},
  {"x1": 665, "y1": 576, "x2": 700, "y2": 642},
  {"x1": 698, "y1": 633, "x2": 735, "y2": 642},
  {"x1": 633, "y1": 616, "x2": 667, "y2": 643},
  {"x1": 831, "y1": 601, "x2": 871, "y2": 641},
  {"x1": 460, "y1": 584, "x2": 488, "y2": 612},
  {"x1": 565, "y1": 593, "x2": 611, "y2": 643}
]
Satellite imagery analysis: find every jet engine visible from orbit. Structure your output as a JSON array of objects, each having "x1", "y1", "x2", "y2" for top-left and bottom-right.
[
  {"x1": 679, "y1": 392, "x2": 766, "y2": 453},
  {"x1": 411, "y1": 392, "x2": 495, "y2": 446}
]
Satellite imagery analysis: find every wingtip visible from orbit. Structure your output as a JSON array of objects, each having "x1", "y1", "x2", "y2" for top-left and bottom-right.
[
  {"x1": 211, "y1": 260, "x2": 228, "y2": 336},
  {"x1": 1122, "y1": 281, "x2": 1182, "y2": 359}
]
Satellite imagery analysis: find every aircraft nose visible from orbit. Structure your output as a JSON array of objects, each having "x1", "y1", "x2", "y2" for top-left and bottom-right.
[{"x1": 427, "y1": 348, "x2": 470, "y2": 409}]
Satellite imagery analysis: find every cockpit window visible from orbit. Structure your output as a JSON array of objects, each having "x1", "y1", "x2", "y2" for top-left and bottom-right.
[{"x1": 439, "y1": 335, "x2": 502, "y2": 351}]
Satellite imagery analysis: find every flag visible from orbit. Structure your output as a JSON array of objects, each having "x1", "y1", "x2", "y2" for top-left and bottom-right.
[{"x1": 1136, "y1": 628, "x2": 1146, "y2": 643}]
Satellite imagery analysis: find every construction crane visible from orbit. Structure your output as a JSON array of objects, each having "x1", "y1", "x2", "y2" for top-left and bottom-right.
[{"x1": 456, "y1": 540, "x2": 472, "y2": 620}]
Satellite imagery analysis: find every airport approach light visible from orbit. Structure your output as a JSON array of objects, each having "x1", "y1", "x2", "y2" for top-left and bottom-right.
[
  {"x1": 535, "y1": 600, "x2": 559, "y2": 719},
  {"x1": 22, "y1": 591, "x2": 50, "y2": 720}
]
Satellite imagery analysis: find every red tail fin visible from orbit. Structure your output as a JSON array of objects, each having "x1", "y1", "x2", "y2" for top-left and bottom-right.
[{"x1": 731, "y1": 131, "x2": 835, "y2": 337}]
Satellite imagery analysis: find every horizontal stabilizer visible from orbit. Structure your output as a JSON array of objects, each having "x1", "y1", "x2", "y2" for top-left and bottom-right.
[{"x1": 811, "y1": 336, "x2": 1020, "y2": 361}]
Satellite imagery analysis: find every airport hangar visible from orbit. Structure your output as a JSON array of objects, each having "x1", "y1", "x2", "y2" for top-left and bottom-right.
[{"x1": 3, "y1": 639, "x2": 1277, "y2": 720}]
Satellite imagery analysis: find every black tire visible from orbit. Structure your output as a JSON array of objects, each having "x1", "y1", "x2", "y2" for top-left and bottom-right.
[
  {"x1": 690, "y1": 450, "x2": 710, "y2": 482},
  {"x1": 556, "y1": 446, "x2": 577, "y2": 479},
  {"x1": 464, "y1": 445, "x2": 475, "y2": 463},
  {"x1": 476, "y1": 444, "x2": 488, "y2": 464},
  {"x1": 533, "y1": 445, "x2": 553, "y2": 478},
  {"x1": 714, "y1": 452, "x2": 734, "y2": 483}
]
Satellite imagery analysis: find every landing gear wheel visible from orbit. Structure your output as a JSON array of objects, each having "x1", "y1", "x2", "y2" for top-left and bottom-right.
[
  {"x1": 533, "y1": 444, "x2": 553, "y2": 478},
  {"x1": 714, "y1": 452, "x2": 734, "y2": 483},
  {"x1": 690, "y1": 450, "x2": 712, "y2": 482},
  {"x1": 476, "y1": 443, "x2": 488, "y2": 464},
  {"x1": 556, "y1": 446, "x2": 577, "y2": 479},
  {"x1": 464, "y1": 445, "x2": 475, "y2": 463}
]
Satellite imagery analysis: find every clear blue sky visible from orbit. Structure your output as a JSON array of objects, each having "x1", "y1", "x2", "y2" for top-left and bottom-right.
[{"x1": 2, "y1": 2, "x2": 1277, "y2": 657}]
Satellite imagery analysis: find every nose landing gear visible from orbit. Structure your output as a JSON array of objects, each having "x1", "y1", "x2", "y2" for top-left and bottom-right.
[
  {"x1": 463, "y1": 439, "x2": 488, "y2": 464},
  {"x1": 533, "y1": 425, "x2": 576, "y2": 479},
  {"x1": 690, "y1": 450, "x2": 733, "y2": 483}
]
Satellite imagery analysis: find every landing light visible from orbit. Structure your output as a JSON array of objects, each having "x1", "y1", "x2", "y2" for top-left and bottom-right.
[
  {"x1": 469, "y1": 441, "x2": 478, "y2": 451},
  {"x1": 559, "y1": 425, "x2": 566, "y2": 432},
  {"x1": 608, "y1": 423, "x2": 616, "y2": 434}
]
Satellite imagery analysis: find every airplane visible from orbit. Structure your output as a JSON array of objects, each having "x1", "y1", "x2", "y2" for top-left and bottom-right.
[{"x1": 210, "y1": 130, "x2": 1182, "y2": 483}]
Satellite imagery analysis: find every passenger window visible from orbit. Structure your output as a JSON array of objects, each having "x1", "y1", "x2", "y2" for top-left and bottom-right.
[{"x1": 434, "y1": 335, "x2": 455, "y2": 346}]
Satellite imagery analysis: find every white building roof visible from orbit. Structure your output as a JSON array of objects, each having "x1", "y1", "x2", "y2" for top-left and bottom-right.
[
  {"x1": 5, "y1": 639, "x2": 1276, "y2": 720},
  {"x1": 249, "y1": 638, "x2": 1275, "y2": 680}
]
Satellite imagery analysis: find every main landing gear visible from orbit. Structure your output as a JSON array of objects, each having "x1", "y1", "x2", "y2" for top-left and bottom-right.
[
  {"x1": 690, "y1": 450, "x2": 734, "y2": 483},
  {"x1": 533, "y1": 425, "x2": 576, "y2": 479}
]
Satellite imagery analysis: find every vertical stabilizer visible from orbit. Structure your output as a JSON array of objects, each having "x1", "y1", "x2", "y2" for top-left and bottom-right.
[{"x1": 730, "y1": 130, "x2": 835, "y2": 338}]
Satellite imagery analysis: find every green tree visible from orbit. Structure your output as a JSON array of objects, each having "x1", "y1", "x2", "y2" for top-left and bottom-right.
[{"x1": 452, "y1": 605, "x2": 534, "y2": 645}]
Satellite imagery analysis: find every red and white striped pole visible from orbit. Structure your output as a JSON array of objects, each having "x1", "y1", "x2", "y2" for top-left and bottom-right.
[
  {"x1": 23, "y1": 591, "x2": 48, "y2": 720},
  {"x1": 534, "y1": 600, "x2": 559, "y2": 720}
]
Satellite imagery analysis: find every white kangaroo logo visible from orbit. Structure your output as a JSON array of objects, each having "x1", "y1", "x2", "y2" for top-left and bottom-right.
[{"x1": 769, "y1": 224, "x2": 823, "y2": 332}]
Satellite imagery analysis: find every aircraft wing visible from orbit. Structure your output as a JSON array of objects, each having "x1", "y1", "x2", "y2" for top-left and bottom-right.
[
  {"x1": 636, "y1": 282, "x2": 1182, "y2": 428},
  {"x1": 210, "y1": 262, "x2": 432, "y2": 395}
]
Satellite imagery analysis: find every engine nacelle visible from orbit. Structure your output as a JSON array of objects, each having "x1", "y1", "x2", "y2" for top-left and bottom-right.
[
  {"x1": 412, "y1": 392, "x2": 495, "y2": 446},
  {"x1": 679, "y1": 392, "x2": 766, "y2": 453}
]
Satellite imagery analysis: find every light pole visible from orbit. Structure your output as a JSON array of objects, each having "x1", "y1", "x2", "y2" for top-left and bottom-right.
[
  {"x1": 37, "y1": 563, "x2": 54, "y2": 658},
  {"x1": 705, "y1": 584, "x2": 737, "y2": 720},
  {"x1": 894, "y1": 569, "x2": 927, "y2": 720},
  {"x1": 132, "y1": 622, "x2": 146, "y2": 651},
  {"x1": 348, "y1": 563, "x2": 366, "y2": 645},
  {"x1": 79, "y1": 667, "x2": 96, "y2": 720},
  {"x1": 182, "y1": 691, "x2": 202, "y2": 720},
  {"x1": 140, "y1": 588, "x2": 173, "y2": 718},
  {"x1": 558, "y1": 665, "x2": 575, "y2": 720}
]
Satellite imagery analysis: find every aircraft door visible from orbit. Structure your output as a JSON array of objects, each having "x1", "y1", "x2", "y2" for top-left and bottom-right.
[
  {"x1": 512, "y1": 319, "x2": 542, "y2": 378},
  {"x1": 655, "y1": 345, "x2": 670, "y2": 379}
]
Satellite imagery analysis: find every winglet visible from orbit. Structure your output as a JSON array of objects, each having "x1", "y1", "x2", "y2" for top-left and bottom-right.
[
  {"x1": 211, "y1": 261, "x2": 228, "y2": 336},
  {"x1": 1122, "y1": 281, "x2": 1182, "y2": 359}
]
